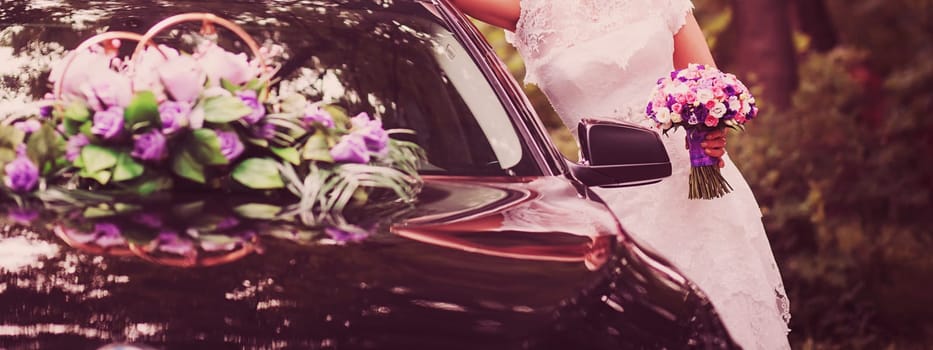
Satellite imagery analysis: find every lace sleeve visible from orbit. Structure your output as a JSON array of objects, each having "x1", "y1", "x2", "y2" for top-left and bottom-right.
[{"x1": 666, "y1": 0, "x2": 695, "y2": 34}]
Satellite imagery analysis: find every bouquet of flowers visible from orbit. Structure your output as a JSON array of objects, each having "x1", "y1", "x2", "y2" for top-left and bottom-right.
[
  {"x1": 645, "y1": 63, "x2": 759, "y2": 200},
  {"x1": 0, "y1": 13, "x2": 424, "y2": 214}
]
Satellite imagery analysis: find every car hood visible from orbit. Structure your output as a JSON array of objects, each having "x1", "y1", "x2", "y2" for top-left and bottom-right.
[{"x1": 0, "y1": 177, "x2": 733, "y2": 349}]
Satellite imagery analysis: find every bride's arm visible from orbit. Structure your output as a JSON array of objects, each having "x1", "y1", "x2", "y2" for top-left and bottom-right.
[
  {"x1": 673, "y1": 14, "x2": 716, "y2": 69},
  {"x1": 448, "y1": 0, "x2": 521, "y2": 31},
  {"x1": 674, "y1": 14, "x2": 727, "y2": 165}
]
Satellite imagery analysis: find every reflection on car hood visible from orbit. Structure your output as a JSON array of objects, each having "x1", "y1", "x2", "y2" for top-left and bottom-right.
[{"x1": 0, "y1": 177, "x2": 735, "y2": 349}]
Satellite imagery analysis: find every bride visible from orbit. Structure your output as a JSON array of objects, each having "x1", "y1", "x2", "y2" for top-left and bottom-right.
[{"x1": 451, "y1": 0, "x2": 791, "y2": 348}]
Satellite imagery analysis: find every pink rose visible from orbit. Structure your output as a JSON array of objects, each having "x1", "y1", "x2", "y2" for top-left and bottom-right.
[
  {"x1": 197, "y1": 44, "x2": 256, "y2": 86},
  {"x1": 713, "y1": 87, "x2": 726, "y2": 99},
  {"x1": 704, "y1": 115, "x2": 719, "y2": 127},
  {"x1": 685, "y1": 92, "x2": 698, "y2": 104},
  {"x1": 735, "y1": 114, "x2": 748, "y2": 123},
  {"x1": 675, "y1": 94, "x2": 687, "y2": 104},
  {"x1": 705, "y1": 100, "x2": 716, "y2": 109},
  {"x1": 159, "y1": 55, "x2": 205, "y2": 103},
  {"x1": 671, "y1": 103, "x2": 683, "y2": 114}
]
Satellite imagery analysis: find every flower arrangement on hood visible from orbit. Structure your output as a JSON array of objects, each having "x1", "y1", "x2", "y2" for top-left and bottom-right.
[{"x1": 0, "y1": 13, "x2": 424, "y2": 215}]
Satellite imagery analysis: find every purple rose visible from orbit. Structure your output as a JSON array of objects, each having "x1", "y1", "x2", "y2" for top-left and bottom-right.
[
  {"x1": 237, "y1": 90, "x2": 266, "y2": 124},
  {"x1": 251, "y1": 122, "x2": 277, "y2": 140},
  {"x1": 14, "y1": 119, "x2": 41, "y2": 134},
  {"x1": 134, "y1": 213, "x2": 163, "y2": 229},
  {"x1": 156, "y1": 231, "x2": 195, "y2": 256},
  {"x1": 302, "y1": 103, "x2": 334, "y2": 128},
  {"x1": 93, "y1": 222, "x2": 125, "y2": 248},
  {"x1": 158, "y1": 55, "x2": 205, "y2": 103},
  {"x1": 132, "y1": 129, "x2": 168, "y2": 161},
  {"x1": 216, "y1": 130, "x2": 245, "y2": 161},
  {"x1": 39, "y1": 93, "x2": 54, "y2": 118},
  {"x1": 4, "y1": 154, "x2": 39, "y2": 192},
  {"x1": 158, "y1": 101, "x2": 190, "y2": 134},
  {"x1": 324, "y1": 225, "x2": 369, "y2": 244},
  {"x1": 8, "y1": 208, "x2": 38, "y2": 225},
  {"x1": 66, "y1": 134, "x2": 89, "y2": 162},
  {"x1": 91, "y1": 106, "x2": 125, "y2": 140},
  {"x1": 350, "y1": 113, "x2": 389, "y2": 154},
  {"x1": 330, "y1": 134, "x2": 370, "y2": 164}
]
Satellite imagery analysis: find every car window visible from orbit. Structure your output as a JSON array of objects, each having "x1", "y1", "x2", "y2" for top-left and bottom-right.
[{"x1": 0, "y1": 0, "x2": 539, "y2": 176}]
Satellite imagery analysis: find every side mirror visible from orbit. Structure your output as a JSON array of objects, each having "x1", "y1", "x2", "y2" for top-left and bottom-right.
[{"x1": 569, "y1": 119, "x2": 672, "y2": 187}]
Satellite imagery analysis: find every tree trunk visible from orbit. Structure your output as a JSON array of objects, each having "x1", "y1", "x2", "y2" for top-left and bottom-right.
[
  {"x1": 718, "y1": 0, "x2": 798, "y2": 107},
  {"x1": 793, "y1": 0, "x2": 838, "y2": 52}
]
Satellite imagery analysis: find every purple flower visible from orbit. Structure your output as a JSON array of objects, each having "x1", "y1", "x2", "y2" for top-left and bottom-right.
[
  {"x1": 66, "y1": 134, "x2": 89, "y2": 162},
  {"x1": 158, "y1": 55, "x2": 205, "y2": 103},
  {"x1": 158, "y1": 101, "x2": 190, "y2": 134},
  {"x1": 134, "y1": 213, "x2": 163, "y2": 229},
  {"x1": 237, "y1": 90, "x2": 265, "y2": 124},
  {"x1": 324, "y1": 226, "x2": 369, "y2": 244},
  {"x1": 350, "y1": 113, "x2": 389, "y2": 154},
  {"x1": 4, "y1": 154, "x2": 39, "y2": 192},
  {"x1": 14, "y1": 119, "x2": 41, "y2": 134},
  {"x1": 8, "y1": 208, "x2": 38, "y2": 225},
  {"x1": 251, "y1": 122, "x2": 277, "y2": 140},
  {"x1": 132, "y1": 129, "x2": 168, "y2": 161},
  {"x1": 216, "y1": 130, "x2": 245, "y2": 161},
  {"x1": 39, "y1": 93, "x2": 54, "y2": 118},
  {"x1": 302, "y1": 103, "x2": 334, "y2": 128},
  {"x1": 91, "y1": 106, "x2": 125, "y2": 140},
  {"x1": 93, "y1": 222, "x2": 125, "y2": 248},
  {"x1": 330, "y1": 134, "x2": 370, "y2": 164},
  {"x1": 156, "y1": 231, "x2": 195, "y2": 256}
]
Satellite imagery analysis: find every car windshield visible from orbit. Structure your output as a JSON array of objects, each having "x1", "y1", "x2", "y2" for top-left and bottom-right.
[{"x1": 0, "y1": 0, "x2": 538, "y2": 176}]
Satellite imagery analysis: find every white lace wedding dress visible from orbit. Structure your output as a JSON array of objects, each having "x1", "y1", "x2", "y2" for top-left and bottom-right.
[{"x1": 504, "y1": 0, "x2": 791, "y2": 348}]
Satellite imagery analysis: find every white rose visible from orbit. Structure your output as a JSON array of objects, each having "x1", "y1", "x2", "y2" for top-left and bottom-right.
[
  {"x1": 655, "y1": 107, "x2": 672, "y2": 123},
  {"x1": 710, "y1": 102, "x2": 727, "y2": 119},
  {"x1": 728, "y1": 97, "x2": 741, "y2": 111},
  {"x1": 696, "y1": 89, "x2": 714, "y2": 104},
  {"x1": 671, "y1": 110, "x2": 683, "y2": 123}
]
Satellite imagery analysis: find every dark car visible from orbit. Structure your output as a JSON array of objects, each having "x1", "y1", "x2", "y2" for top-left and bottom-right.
[{"x1": 0, "y1": 1, "x2": 737, "y2": 349}]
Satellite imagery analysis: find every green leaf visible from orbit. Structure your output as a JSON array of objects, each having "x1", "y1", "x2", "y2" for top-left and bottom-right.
[
  {"x1": 202, "y1": 95, "x2": 251, "y2": 123},
  {"x1": 234, "y1": 203, "x2": 282, "y2": 220},
  {"x1": 0, "y1": 148, "x2": 16, "y2": 164},
  {"x1": 172, "y1": 201, "x2": 205, "y2": 219},
  {"x1": 78, "y1": 168, "x2": 112, "y2": 184},
  {"x1": 187, "y1": 129, "x2": 229, "y2": 165},
  {"x1": 83, "y1": 206, "x2": 115, "y2": 218},
  {"x1": 62, "y1": 102, "x2": 91, "y2": 122},
  {"x1": 62, "y1": 118, "x2": 82, "y2": 136},
  {"x1": 171, "y1": 150, "x2": 206, "y2": 183},
  {"x1": 80, "y1": 145, "x2": 119, "y2": 173},
  {"x1": 124, "y1": 91, "x2": 161, "y2": 130},
  {"x1": 301, "y1": 130, "x2": 334, "y2": 163},
  {"x1": 221, "y1": 78, "x2": 240, "y2": 94},
  {"x1": 323, "y1": 105, "x2": 350, "y2": 126},
  {"x1": 113, "y1": 152, "x2": 145, "y2": 182},
  {"x1": 232, "y1": 158, "x2": 285, "y2": 189},
  {"x1": 0, "y1": 125, "x2": 25, "y2": 149},
  {"x1": 270, "y1": 146, "x2": 300, "y2": 165},
  {"x1": 245, "y1": 78, "x2": 266, "y2": 92},
  {"x1": 26, "y1": 123, "x2": 66, "y2": 175},
  {"x1": 135, "y1": 176, "x2": 173, "y2": 196}
]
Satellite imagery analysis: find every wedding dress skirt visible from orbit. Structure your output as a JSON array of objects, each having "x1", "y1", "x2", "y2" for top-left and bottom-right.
[{"x1": 505, "y1": 0, "x2": 791, "y2": 348}]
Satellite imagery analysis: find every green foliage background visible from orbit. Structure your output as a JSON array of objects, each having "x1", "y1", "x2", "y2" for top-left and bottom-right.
[{"x1": 477, "y1": 0, "x2": 933, "y2": 348}]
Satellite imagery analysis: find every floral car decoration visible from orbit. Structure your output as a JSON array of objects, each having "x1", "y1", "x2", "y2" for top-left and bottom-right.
[
  {"x1": 645, "y1": 63, "x2": 759, "y2": 200},
  {"x1": 0, "y1": 13, "x2": 424, "y2": 215}
]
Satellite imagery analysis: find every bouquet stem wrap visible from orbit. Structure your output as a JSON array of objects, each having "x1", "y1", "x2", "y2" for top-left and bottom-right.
[{"x1": 687, "y1": 129, "x2": 733, "y2": 200}]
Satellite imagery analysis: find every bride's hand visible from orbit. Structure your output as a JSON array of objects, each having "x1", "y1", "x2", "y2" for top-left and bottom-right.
[{"x1": 685, "y1": 129, "x2": 727, "y2": 168}]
